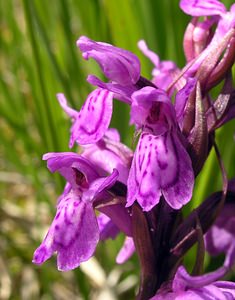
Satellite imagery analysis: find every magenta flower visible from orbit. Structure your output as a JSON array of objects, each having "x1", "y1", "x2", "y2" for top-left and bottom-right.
[
  {"x1": 32, "y1": 2, "x2": 235, "y2": 296},
  {"x1": 33, "y1": 152, "x2": 119, "y2": 271},
  {"x1": 126, "y1": 87, "x2": 194, "y2": 211}
]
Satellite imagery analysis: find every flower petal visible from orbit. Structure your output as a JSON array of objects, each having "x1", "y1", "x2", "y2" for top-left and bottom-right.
[
  {"x1": 161, "y1": 133, "x2": 194, "y2": 209},
  {"x1": 138, "y1": 40, "x2": 160, "y2": 68},
  {"x1": 116, "y1": 237, "x2": 135, "y2": 264},
  {"x1": 33, "y1": 191, "x2": 99, "y2": 271},
  {"x1": 127, "y1": 132, "x2": 194, "y2": 211},
  {"x1": 99, "y1": 203, "x2": 132, "y2": 236},
  {"x1": 43, "y1": 152, "x2": 99, "y2": 186},
  {"x1": 173, "y1": 266, "x2": 227, "y2": 291},
  {"x1": 130, "y1": 86, "x2": 174, "y2": 130},
  {"x1": 57, "y1": 93, "x2": 78, "y2": 119},
  {"x1": 70, "y1": 88, "x2": 113, "y2": 146},
  {"x1": 180, "y1": 0, "x2": 226, "y2": 17},
  {"x1": 82, "y1": 169, "x2": 119, "y2": 202},
  {"x1": 82, "y1": 134, "x2": 133, "y2": 184},
  {"x1": 175, "y1": 77, "x2": 197, "y2": 127},
  {"x1": 97, "y1": 213, "x2": 119, "y2": 240},
  {"x1": 127, "y1": 133, "x2": 162, "y2": 211},
  {"x1": 77, "y1": 36, "x2": 140, "y2": 85}
]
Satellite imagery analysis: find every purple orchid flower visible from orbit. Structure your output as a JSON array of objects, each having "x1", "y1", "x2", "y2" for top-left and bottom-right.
[
  {"x1": 126, "y1": 87, "x2": 194, "y2": 211},
  {"x1": 138, "y1": 40, "x2": 180, "y2": 91},
  {"x1": 33, "y1": 152, "x2": 119, "y2": 271},
  {"x1": 77, "y1": 36, "x2": 158, "y2": 104}
]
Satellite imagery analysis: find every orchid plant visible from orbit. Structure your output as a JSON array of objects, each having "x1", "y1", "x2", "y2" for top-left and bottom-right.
[{"x1": 33, "y1": 0, "x2": 235, "y2": 299}]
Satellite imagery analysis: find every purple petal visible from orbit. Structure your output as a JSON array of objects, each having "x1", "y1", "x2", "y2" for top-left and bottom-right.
[
  {"x1": 43, "y1": 152, "x2": 99, "y2": 186},
  {"x1": 130, "y1": 87, "x2": 174, "y2": 129},
  {"x1": 138, "y1": 40, "x2": 179, "y2": 90},
  {"x1": 205, "y1": 202, "x2": 235, "y2": 268},
  {"x1": 180, "y1": 0, "x2": 226, "y2": 17},
  {"x1": 152, "y1": 266, "x2": 235, "y2": 299},
  {"x1": 152, "y1": 61, "x2": 179, "y2": 91},
  {"x1": 116, "y1": 237, "x2": 135, "y2": 264},
  {"x1": 87, "y1": 74, "x2": 134, "y2": 104},
  {"x1": 33, "y1": 191, "x2": 99, "y2": 271},
  {"x1": 69, "y1": 88, "x2": 113, "y2": 146},
  {"x1": 214, "y1": 8, "x2": 235, "y2": 42},
  {"x1": 97, "y1": 213, "x2": 119, "y2": 240},
  {"x1": 57, "y1": 93, "x2": 78, "y2": 119},
  {"x1": 99, "y1": 204, "x2": 132, "y2": 237},
  {"x1": 173, "y1": 266, "x2": 228, "y2": 291},
  {"x1": 77, "y1": 36, "x2": 140, "y2": 85},
  {"x1": 127, "y1": 133, "x2": 162, "y2": 211},
  {"x1": 82, "y1": 135, "x2": 133, "y2": 184},
  {"x1": 127, "y1": 132, "x2": 194, "y2": 211},
  {"x1": 213, "y1": 281, "x2": 235, "y2": 297},
  {"x1": 138, "y1": 40, "x2": 160, "y2": 68},
  {"x1": 161, "y1": 133, "x2": 194, "y2": 209},
  {"x1": 175, "y1": 78, "x2": 197, "y2": 127},
  {"x1": 82, "y1": 169, "x2": 119, "y2": 202}
]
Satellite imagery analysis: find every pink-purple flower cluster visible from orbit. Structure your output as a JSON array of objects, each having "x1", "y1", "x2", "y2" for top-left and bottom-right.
[{"x1": 33, "y1": 0, "x2": 235, "y2": 299}]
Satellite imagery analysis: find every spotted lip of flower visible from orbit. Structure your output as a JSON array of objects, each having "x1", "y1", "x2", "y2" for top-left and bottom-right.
[
  {"x1": 32, "y1": 152, "x2": 119, "y2": 271},
  {"x1": 127, "y1": 87, "x2": 194, "y2": 211},
  {"x1": 77, "y1": 36, "x2": 141, "y2": 86}
]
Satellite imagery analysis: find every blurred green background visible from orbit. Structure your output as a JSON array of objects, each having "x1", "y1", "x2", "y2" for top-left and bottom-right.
[{"x1": 0, "y1": 0, "x2": 235, "y2": 299}]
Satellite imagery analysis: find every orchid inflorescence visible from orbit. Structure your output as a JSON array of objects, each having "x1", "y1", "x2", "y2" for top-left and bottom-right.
[{"x1": 33, "y1": 0, "x2": 235, "y2": 299}]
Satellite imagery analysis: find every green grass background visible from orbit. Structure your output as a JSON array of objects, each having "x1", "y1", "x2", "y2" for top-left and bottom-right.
[{"x1": 0, "y1": 0, "x2": 234, "y2": 299}]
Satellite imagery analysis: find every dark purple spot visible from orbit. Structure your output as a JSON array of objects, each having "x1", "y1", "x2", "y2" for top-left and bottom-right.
[
  {"x1": 158, "y1": 160, "x2": 168, "y2": 170},
  {"x1": 55, "y1": 212, "x2": 61, "y2": 220}
]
